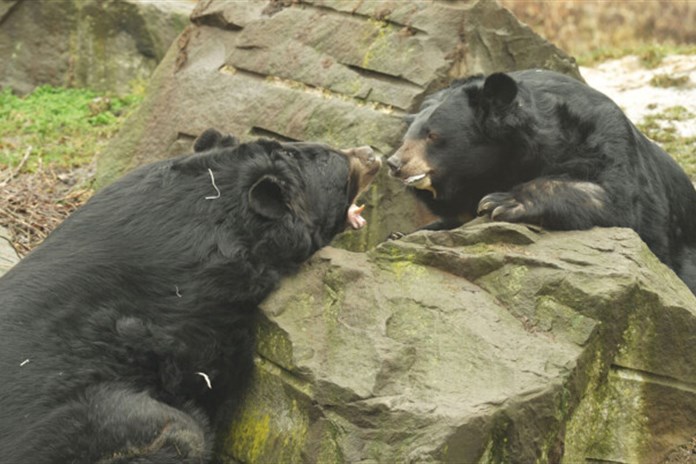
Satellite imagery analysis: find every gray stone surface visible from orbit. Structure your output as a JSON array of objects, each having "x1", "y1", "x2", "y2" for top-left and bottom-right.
[
  {"x1": 0, "y1": 0, "x2": 191, "y2": 95},
  {"x1": 219, "y1": 221, "x2": 696, "y2": 463}
]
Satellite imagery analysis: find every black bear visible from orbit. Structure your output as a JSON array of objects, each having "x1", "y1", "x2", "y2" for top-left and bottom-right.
[
  {"x1": 0, "y1": 135, "x2": 380, "y2": 463},
  {"x1": 387, "y1": 69, "x2": 696, "y2": 294}
]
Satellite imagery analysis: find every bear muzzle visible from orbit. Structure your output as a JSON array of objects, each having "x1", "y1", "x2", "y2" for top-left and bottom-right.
[{"x1": 387, "y1": 140, "x2": 437, "y2": 196}]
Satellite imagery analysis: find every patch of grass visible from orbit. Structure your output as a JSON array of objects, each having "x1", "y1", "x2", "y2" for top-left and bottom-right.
[
  {"x1": 659, "y1": 106, "x2": 695, "y2": 121},
  {"x1": 649, "y1": 74, "x2": 691, "y2": 88},
  {"x1": 637, "y1": 106, "x2": 696, "y2": 179},
  {"x1": 578, "y1": 43, "x2": 696, "y2": 68},
  {"x1": 0, "y1": 85, "x2": 143, "y2": 173}
]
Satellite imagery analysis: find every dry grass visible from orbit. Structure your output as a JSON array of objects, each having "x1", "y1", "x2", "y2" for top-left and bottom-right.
[
  {"x1": 0, "y1": 165, "x2": 92, "y2": 255},
  {"x1": 501, "y1": 0, "x2": 696, "y2": 62}
]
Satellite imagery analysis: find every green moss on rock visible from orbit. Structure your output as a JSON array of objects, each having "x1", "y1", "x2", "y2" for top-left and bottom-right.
[{"x1": 221, "y1": 359, "x2": 316, "y2": 464}]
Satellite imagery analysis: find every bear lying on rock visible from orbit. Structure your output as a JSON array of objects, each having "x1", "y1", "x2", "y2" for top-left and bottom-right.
[
  {"x1": 387, "y1": 69, "x2": 696, "y2": 294},
  {"x1": 0, "y1": 135, "x2": 380, "y2": 463}
]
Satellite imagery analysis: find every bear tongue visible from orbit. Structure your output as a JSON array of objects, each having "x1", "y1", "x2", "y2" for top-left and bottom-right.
[{"x1": 347, "y1": 204, "x2": 367, "y2": 229}]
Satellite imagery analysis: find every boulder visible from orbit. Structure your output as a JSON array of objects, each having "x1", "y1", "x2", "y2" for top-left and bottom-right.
[
  {"x1": 0, "y1": 227, "x2": 19, "y2": 277},
  {"x1": 95, "y1": 0, "x2": 581, "y2": 247},
  {"x1": 0, "y1": 0, "x2": 191, "y2": 95},
  {"x1": 219, "y1": 221, "x2": 696, "y2": 463}
]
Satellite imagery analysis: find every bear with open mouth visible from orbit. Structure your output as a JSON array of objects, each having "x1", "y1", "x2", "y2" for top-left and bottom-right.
[
  {"x1": 387, "y1": 69, "x2": 696, "y2": 294},
  {"x1": 0, "y1": 133, "x2": 380, "y2": 463}
]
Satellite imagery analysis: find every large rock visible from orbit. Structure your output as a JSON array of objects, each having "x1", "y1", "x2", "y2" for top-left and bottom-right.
[
  {"x1": 95, "y1": 0, "x2": 581, "y2": 248},
  {"x1": 0, "y1": 227, "x2": 19, "y2": 277},
  {"x1": 0, "y1": 0, "x2": 191, "y2": 95},
  {"x1": 219, "y1": 221, "x2": 696, "y2": 463}
]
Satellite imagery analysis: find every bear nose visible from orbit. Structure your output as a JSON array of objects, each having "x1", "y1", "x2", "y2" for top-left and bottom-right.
[{"x1": 386, "y1": 155, "x2": 402, "y2": 173}]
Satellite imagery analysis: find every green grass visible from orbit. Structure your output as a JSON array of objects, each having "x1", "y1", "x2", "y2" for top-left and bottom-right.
[
  {"x1": 636, "y1": 106, "x2": 696, "y2": 179},
  {"x1": 0, "y1": 85, "x2": 142, "y2": 172},
  {"x1": 577, "y1": 43, "x2": 696, "y2": 68},
  {"x1": 649, "y1": 74, "x2": 691, "y2": 88}
]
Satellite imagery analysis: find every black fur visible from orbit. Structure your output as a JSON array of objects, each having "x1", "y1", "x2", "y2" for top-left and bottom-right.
[
  {"x1": 0, "y1": 138, "x2": 368, "y2": 463},
  {"x1": 388, "y1": 69, "x2": 696, "y2": 293},
  {"x1": 193, "y1": 128, "x2": 239, "y2": 153}
]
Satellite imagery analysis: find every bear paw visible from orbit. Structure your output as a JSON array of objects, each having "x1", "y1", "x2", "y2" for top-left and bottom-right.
[{"x1": 477, "y1": 192, "x2": 527, "y2": 222}]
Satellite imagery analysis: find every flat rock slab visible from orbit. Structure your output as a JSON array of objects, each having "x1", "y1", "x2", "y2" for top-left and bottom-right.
[
  {"x1": 0, "y1": 227, "x2": 19, "y2": 277},
  {"x1": 219, "y1": 222, "x2": 696, "y2": 463}
]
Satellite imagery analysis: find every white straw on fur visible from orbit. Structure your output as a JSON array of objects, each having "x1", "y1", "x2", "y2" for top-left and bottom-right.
[
  {"x1": 205, "y1": 169, "x2": 221, "y2": 200},
  {"x1": 175, "y1": 286, "x2": 182, "y2": 298},
  {"x1": 19, "y1": 359, "x2": 30, "y2": 367},
  {"x1": 196, "y1": 371, "x2": 212, "y2": 389}
]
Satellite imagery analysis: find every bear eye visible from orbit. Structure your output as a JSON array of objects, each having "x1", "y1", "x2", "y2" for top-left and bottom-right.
[
  {"x1": 427, "y1": 131, "x2": 440, "y2": 142},
  {"x1": 277, "y1": 149, "x2": 298, "y2": 158}
]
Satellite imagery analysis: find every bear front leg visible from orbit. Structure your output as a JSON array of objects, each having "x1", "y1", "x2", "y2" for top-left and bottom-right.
[{"x1": 477, "y1": 177, "x2": 612, "y2": 230}]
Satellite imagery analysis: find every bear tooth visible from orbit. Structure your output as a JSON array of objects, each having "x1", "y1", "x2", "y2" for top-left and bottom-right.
[{"x1": 405, "y1": 174, "x2": 426, "y2": 184}]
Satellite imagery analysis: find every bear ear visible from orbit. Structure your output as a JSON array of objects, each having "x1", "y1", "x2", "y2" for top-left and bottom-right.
[
  {"x1": 193, "y1": 128, "x2": 224, "y2": 153},
  {"x1": 248, "y1": 174, "x2": 289, "y2": 220},
  {"x1": 482, "y1": 73, "x2": 518, "y2": 108},
  {"x1": 193, "y1": 128, "x2": 239, "y2": 153}
]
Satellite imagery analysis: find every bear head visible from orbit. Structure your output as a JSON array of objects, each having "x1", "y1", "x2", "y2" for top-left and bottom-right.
[
  {"x1": 386, "y1": 73, "x2": 531, "y2": 218},
  {"x1": 172, "y1": 137, "x2": 381, "y2": 269}
]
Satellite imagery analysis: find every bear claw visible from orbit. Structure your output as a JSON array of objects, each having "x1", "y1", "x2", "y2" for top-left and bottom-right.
[{"x1": 477, "y1": 192, "x2": 526, "y2": 221}]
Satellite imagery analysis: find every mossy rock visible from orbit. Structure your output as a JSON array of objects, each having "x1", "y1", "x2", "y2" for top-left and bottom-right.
[{"x1": 222, "y1": 223, "x2": 696, "y2": 463}]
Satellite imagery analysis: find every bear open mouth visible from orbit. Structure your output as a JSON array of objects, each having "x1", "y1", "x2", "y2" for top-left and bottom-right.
[{"x1": 343, "y1": 148, "x2": 382, "y2": 230}]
